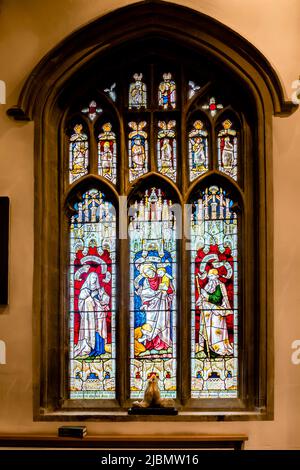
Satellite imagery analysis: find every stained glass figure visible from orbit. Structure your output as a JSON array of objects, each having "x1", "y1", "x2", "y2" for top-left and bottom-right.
[
  {"x1": 202, "y1": 97, "x2": 223, "y2": 117},
  {"x1": 129, "y1": 74, "x2": 147, "y2": 109},
  {"x1": 217, "y1": 120, "x2": 238, "y2": 180},
  {"x1": 69, "y1": 189, "x2": 116, "y2": 399},
  {"x1": 188, "y1": 81, "x2": 201, "y2": 99},
  {"x1": 128, "y1": 121, "x2": 148, "y2": 182},
  {"x1": 129, "y1": 188, "x2": 177, "y2": 399},
  {"x1": 189, "y1": 120, "x2": 209, "y2": 181},
  {"x1": 157, "y1": 121, "x2": 176, "y2": 182},
  {"x1": 69, "y1": 124, "x2": 89, "y2": 184},
  {"x1": 190, "y1": 186, "x2": 238, "y2": 398},
  {"x1": 81, "y1": 100, "x2": 102, "y2": 121},
  {"x1": 104, "y1": 83, "x2": 116, "y2": 102},
  {"x1": 98, "y1": 122, "x2": 117, "y2": 184},
  {"x1": 158, "y1": 73, "x2": 176, "y2": 109}
]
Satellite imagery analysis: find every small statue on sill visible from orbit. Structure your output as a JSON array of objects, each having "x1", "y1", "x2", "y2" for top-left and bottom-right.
[{"x1": 132, "y1": 372, "x2": 175, "y2": 408}]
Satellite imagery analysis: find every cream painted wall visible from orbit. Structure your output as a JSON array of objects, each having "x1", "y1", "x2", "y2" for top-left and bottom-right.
[{"x1": 0, "y1": 0, "x2": 299, "y2": 449}]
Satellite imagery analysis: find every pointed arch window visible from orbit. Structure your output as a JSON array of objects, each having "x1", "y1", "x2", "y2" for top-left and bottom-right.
[
  {"x1": 15, "y1": 1, "x2": 297, "y2": 421},
  {"x1": 69, "y1": 123, "x2": 89, "y2": 184}
]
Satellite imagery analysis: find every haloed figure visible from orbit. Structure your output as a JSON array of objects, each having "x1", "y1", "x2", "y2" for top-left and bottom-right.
[
  {"x1": 196, "y1": 268, "x2": 233, "y2": 356},
  {"x1": 221, "y1": 137, "x2": 234, "y2": 168},
  {"x1": 74, "y1": 272, "x2": 110, "y2": 358},
  {"x1": 132, "y1": 137, "x2": 146, "y2": 172},
  {"x1": 192, "y1": 137, "x2": 206, "y2": 169},
  {"x1": 101, "y1": 141, "x2": 113, "y2": 177},
  {"x1": 160, "y1": 138, "x2": 173, "y2": 172}
]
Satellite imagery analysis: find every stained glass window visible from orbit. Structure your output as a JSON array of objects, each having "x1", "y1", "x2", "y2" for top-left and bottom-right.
[
  {"x1": 69, "y1": 189, "x2": 116, "y2": 399},
  {"x1": 218, "y1": 120, "x2": 238, "y2": 180},
  {"x1": 189, "y1": 120, "x2": 209, "y2": 181},
  {"x1": 98, "y1": 123, "x2": 117, "y2": 184},
  {"x1": 157, "y1": 120, "x2": 176, "y2": 182},
  {"x1": 129, "y1": 73, "x2": 147, "y2": 109},
  {"x1": 190, "y1": 186, "x2": 238, "y2": 398},
  {"x1": 158, "y1": 73, "x2": 176, "y2": 109},
  {"x1": 69, "y1": 124, "x2": 89, "y2": 184},
  {"x1": 128, "y1": 121, "x2": 148, "y2": 182},
  {"x1": 129, "y1": 188, "x2": 177, "y2": 399}
]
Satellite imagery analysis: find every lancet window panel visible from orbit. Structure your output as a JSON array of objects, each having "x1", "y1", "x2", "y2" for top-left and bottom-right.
[
  {"x1": 190, "y1": 185, "x2": 239, "y2": 399},
  {"x1": 97, "y1": 122, "x2": 117, "y2": 184},
  {"x1": 63, "y1": 67, "x2": 248, "y2": 407},
  {"x1": 188, "y1": 119, "x2": 209, "y2": 181},
  {"x1": 69, "y1": 188, "x2": 117, "y2": 400},
  {"x1": 68, "y1": 123, "x2": 89, "y2": 184},
  {"x1": 157, "y1": 120, "x2": 177, "y2": 182},
  {"x1": 128, "y1": 121, "x2": 149, "y2": 183},
  {"x1": 129, "y1": 73, "x2": 147, "y2": 110},
  {"x1": 129, "y1": 188, "x2": 177, "y2": 399},
  {"x1": 158, "y1": 73, "x2": 176, "y2": 109}
]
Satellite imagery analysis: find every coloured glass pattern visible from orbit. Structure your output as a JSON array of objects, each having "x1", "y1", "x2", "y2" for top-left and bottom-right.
[
  {"x1": 189, "y1": 120, "x2": 209, "y2": 181},
  {"x1": 158, "y1": 73, "x2": 176, "y2": 109},
  {"x1": 129, "y1": 74, "x2": 147, "y2": 109},
  {"x1": 128, "y1": 121, "x2": 148, "y2": 182},
  {"x1": 129, "y1": 188, "x2": 177, "y2": 399},
  {"x1": 190, "y1": 186, "x2": 238, "y2": 398},
  {"x1": 98, "y1": 123, "x2": 117, "y2": 184},
  {"x1": 69, "y1": 124, "x2": 89, "y2": 184},
  {"x1": 218, "y1": 120, "x2": 238, "y2": 181},
  {"x1": 69, "y1": 189, "x2": 116, "y2": 399}
]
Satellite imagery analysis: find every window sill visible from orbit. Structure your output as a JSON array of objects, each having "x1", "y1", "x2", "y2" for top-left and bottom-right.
[{"x1": 35, "y1": 409, "x2": 272, "y2": 421}]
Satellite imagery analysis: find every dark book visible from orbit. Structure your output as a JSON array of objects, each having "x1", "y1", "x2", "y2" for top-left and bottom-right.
[{"x1": 58, "y1": 426, "x2": 87, "y2": 438}]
